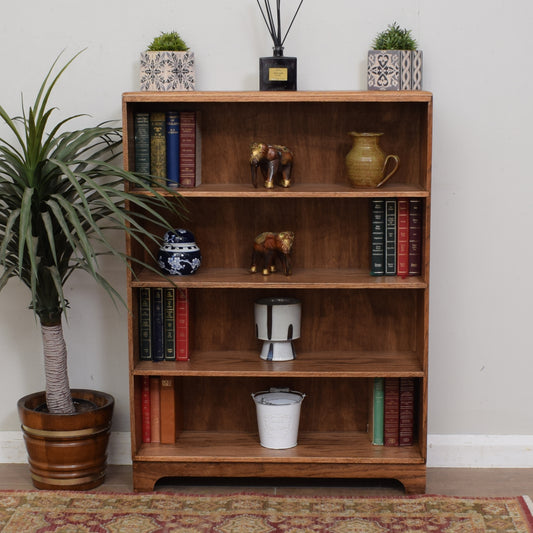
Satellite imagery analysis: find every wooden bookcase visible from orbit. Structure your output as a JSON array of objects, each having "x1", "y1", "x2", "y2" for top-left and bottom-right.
[{"x1": 122, "y1": 91, "x2": 432, "y2": 493}]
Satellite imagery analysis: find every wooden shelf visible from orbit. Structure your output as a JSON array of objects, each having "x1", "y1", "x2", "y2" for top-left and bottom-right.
[
  {"x1": 131, "y1": 267, "x2": 428, "y2": 289},
  {"x1": 134, "y1": 431, "x2": 424, "y2": 464},
  {"x1": 131, "y1": 182, "x2": 429, "y2": 198},
  {"x1": 133, "y1": 350, "x2": 424, "y2": 377}
]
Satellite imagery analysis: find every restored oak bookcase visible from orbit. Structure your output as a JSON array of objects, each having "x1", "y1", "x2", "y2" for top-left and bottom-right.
[{"x1": 122, "y1": 91, "x2": 432, "y2": 493}]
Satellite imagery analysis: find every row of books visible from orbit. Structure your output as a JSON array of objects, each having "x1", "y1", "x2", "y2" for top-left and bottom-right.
[
  {"x1": 141, "y1": 376, "x2": 178, "y2": 444},
  {"x1": 370, "y1": 198, "x2": 422, "y2": 277},
  {"x1": 139, "y1": 287, "x2": 190, "y2": 362},
  {"x1": 369, "y1": 377, "x2": 416, "y2": 447},
  {"x1": 134, "y1": 111, "x2": 201, "y2": 187}
]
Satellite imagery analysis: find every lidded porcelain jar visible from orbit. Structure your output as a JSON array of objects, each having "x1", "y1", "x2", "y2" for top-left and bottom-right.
[{"x1": 158, "y1": 229, "x2": 201, "y2": 275}]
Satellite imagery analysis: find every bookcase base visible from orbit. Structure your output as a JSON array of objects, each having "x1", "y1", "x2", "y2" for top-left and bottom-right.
[{"x1": 132, "y1": 462, "x2": 426, "y2": 494}]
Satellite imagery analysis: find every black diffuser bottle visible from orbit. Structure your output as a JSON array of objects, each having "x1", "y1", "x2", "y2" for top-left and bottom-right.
[
  {"x1": 256, "y1": 0, "x2": 303, "y2": 91},
  {"x1": 260, "y1": 45, "x2": 297, "y2": 91}
]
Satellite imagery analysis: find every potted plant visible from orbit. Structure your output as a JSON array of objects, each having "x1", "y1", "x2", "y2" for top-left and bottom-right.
[
  {"x1": 367, "y1": 22, "x2": 423, "y2": 91},
  {"x1": 0, "y1": 51, "x2": 184, "y2": 490},
  {"x1": 140, "y1": 31, "x2": 195, "y2": 91}
]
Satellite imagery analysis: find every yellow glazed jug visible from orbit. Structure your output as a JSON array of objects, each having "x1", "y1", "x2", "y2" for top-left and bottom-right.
[{"x1": 345, "y1": 132, "x2": 400, "y2": 188}]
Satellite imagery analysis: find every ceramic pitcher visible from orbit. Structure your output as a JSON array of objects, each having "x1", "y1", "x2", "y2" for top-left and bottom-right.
[{"x1": 345, "y1": 132, "x2": 400, "y2": 188}]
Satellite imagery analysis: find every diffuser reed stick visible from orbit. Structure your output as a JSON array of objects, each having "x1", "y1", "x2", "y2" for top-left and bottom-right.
[{"x1": 255, "y1": 0, "x2": 304, "y2": 52}]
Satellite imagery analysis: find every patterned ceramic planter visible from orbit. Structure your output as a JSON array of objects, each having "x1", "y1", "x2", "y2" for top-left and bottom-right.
[
  {"x1": 367, "y1": 50, "x2": 423, "y2": 91},
  {"x1": 140, "y1": 51, "x2": 195, "y2": 91}
]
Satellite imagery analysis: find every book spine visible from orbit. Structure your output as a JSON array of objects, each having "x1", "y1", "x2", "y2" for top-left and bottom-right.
[
  {"x1": 408, "y1": 198, "x2": 423, "y2": 276},
  {"x1": 138, "y1": 287, "x2": 152, "y2": 361},
  {"x1": 384, "y1": 378, "x2": 400, "y2": 446},
  {"x1": 179, "y1": 111, "x2": 198, "y2": 187},
  {"x1": 372, "y1": 377, "x2": 385, "y2": 445},
  {"x1": 160, "y1": 376, "x2": 176, "y2": 444},
  {"x1": 370, "y1": 199, "x2": 385, "y2": 276},
  {"x1": 165, "y1": 111, "x2": 180, "y2": 188},
  {"x1": 141, "y1": 375, "x2": 151, "y2": 444},
  {"x1": 164, "y1": 288, "x2": 176, "y2": 361},
  {"x1": 385, "y1": 199, "x2": 397, "y2": 275},
  {"x1": 397, "y1": 199, "x2": 409, "y2": 277},
  {"x1": 149, "y1": 376, "x2": 161, "y2": 444},
  {"x1": 149, "y1": 112, "x2": 166, "y2": 185},
  {"x1": 151, "y1": 288, "x2": 164, "y2": 362},
  {"x1": 399, "y1": 377, "x2": 415, "y2": 446},
  {"x1": 134, "y1": 113, "x2": 150, "y2": 175},
  {"x1": 176, "y1": 288, "x2": 190, "y2": 361}
]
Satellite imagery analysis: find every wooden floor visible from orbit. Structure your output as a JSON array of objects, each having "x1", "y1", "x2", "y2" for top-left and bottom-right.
[{"x1": 0, "y1": 464, "x2": 532, "y2": 497}]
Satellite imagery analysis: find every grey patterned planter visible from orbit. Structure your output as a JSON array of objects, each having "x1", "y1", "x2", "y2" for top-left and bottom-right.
[
  {"x1": 367, "y1": 50, "x2": 422, "y2": 91},
  {"x1": 140, "y1": 51, "x2": 195, "y2": 91}
]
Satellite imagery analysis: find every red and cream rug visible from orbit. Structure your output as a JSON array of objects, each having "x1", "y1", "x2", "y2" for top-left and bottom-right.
[{"x1": 0, "y1": 491, "x2": 531, "y2": 532}]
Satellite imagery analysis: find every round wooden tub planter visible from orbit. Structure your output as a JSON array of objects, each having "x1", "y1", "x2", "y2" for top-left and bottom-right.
[{"x1": 17, "y1": 389, "x2": 114, "y2": 491}]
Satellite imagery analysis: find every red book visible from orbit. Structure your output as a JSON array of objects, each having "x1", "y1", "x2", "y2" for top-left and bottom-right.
[
  {"x1": 149, "y1": 376, "x2": 161, "y2": 443},
  {"x1": 160, "y1": 377, "x2": 176, "y2": 444},
  {"x1": 179, "y1": 111, "x2": 201, "y2": 187},
  {"x1": 408, "y1": 199, "x2": 422, "y2": 276},
  {"x1": 399, "y1": 377, "x2": 415, "y2": 446},
  {"x1": 384, "y1": 378, "x2": 400, "y2": 446},
  {"x1": 397, "y1": 199, "x2": 409, "y2": 277},
  {"x1": 176, "y1": 288, "x2": 190, "y2": 361},
  {"x1": 141, "y1": 376, "x2": 151, "y2": 443}
]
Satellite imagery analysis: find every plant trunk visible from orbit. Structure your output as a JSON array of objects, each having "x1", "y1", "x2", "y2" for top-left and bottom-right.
[{"x1": 41, "y1": 322, "x2": 75, "y2": 414}]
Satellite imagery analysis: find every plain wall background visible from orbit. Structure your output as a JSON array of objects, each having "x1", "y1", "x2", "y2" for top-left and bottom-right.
[{"x1": 1, "y1": 1, "x2": 532, "y2": 444}]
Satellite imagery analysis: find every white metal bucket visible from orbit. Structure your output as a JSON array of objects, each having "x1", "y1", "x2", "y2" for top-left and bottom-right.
[{"x1": 251, "y1": 388, "x2": 305, "y2": 449}]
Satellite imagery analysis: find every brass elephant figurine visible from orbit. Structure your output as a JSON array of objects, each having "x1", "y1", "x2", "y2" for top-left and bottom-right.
[
  {"x1": 250, "y1": 142, "x2": 294, "y2": 189},
  {"x1": 250, "y1": 231, "x2": 295, "y2": 276}
]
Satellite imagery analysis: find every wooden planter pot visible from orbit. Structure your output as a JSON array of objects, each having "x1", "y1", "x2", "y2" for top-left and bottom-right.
[{"x1": 17, "y1": 389, "x2": 114, "y2": 490}]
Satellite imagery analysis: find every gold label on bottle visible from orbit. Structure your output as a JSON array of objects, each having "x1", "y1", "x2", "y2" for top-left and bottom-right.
[{"x1": 269, "y1": 68, "x2": 288, "y2": 81}]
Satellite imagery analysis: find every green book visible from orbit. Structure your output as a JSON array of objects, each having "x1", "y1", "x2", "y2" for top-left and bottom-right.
[{"x1": 372, "y1": 377, "x2": 385, "y2": 445}]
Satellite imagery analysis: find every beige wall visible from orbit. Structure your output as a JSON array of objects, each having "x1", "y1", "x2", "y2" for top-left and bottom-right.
[{"x1": 0, "y1": 1, "x2": 532, "y2": 448}]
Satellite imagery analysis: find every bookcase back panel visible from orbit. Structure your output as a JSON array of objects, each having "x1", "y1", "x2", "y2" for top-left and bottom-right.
[
  {"x1": 189, "y1": 288, "x2": 421, "y2": 354},
  {"x1": 178, "y1": 376, "x2": 370, "y2": 433}
]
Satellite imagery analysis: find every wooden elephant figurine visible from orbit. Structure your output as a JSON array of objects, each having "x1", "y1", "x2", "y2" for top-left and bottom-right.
[
  {"x1": 250, "y1": 142, "x2": 294, "y2": 189},
  {"x1": 250, "y1": 231, "x2": 295, "y2": 276}
]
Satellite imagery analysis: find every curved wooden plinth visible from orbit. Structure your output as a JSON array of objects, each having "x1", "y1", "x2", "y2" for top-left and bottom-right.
[
  {"x1": 18, "y1": 389, "x2": 114, "y2": 491},
  {"x1": 133, "y1": 462, "x2": 426, "y2": 494}
]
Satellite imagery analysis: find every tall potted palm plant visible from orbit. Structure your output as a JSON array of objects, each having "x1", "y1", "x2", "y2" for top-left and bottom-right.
[{"x1": 0, "y1": 52, "x2": 184, "y2": 489}]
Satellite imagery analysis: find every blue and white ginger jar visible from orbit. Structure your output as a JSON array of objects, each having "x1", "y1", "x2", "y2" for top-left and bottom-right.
[{"x1": 158, "y1": 229, "x2": 201, "y2": 276}]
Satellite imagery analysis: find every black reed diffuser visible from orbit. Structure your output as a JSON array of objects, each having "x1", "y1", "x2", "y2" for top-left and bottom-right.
[{"x1": 256, "y1": 0, "x2": 304, "y2": 91}]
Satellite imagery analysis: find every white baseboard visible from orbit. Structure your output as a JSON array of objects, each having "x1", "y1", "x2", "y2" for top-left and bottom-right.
[
  {"x1": 427, "y1": 434, "x2": 533, "y2": 467},
  {"x1": 1, "y1": 432, "x2": 533, "y2": 468}
]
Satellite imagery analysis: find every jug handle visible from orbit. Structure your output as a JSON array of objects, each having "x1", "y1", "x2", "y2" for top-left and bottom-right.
[{"x1": 377, "y1": 154, "x2": 400, "y2": 188}]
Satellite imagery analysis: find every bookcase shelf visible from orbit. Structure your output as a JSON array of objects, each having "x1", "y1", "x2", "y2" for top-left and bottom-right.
[{"x1": 123, "y1": 90, "x2": 432, "y2": 494}]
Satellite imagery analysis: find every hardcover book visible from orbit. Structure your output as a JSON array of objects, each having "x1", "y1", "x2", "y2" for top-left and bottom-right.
[
  {"x1": 149, "y1": 376, "x2": 161, "y2": 444},
  {"x1": 163, "y1": 288, "x2": 176, "y2": 361},
  {"x1": 385, "y1": 199, "x2": 397, "y2": 276},
  {"x1": 151, "y1": 287, "x2": 165, "y2": 362},
  {"x1": 408, "y1": 199, "x2": 423, "y2": 276},
  {"x1": 176, "y1": 288, "x2": 190, "y2": 361},
  {"x1": 397, "y1": 199, "x2": 409, "y2": 277},
  {"x1": 178, "y1": 111, "x2": 202, "y2": 187},
  {"x1": 384, "y1": 378, "x2": 400, "y2": 446},
  {"x1": 134, "y1": 112, "x2": 150, "y2": 175},
  {"x1": 370, "y1": 199, "x2": 385, "y2": 276},
  {"x1": 141, "y1": 375, "x2": 151, "y2": 444},
  {"x1": 166, "y1": 111, "x2": 180, "y2": 188},
  {"x1": 139, "y1": 287, "x2": 152, "y2": 361},
  {"x1": 369, "y1": 377, "x2": 385, "y2": 445},
  {"x1": 399, "y1": 377, "x2": 415, "y2": 446},
  {"x1": 149, "y1": 112, "x2": 166, "y2": 185},
  {"x1": 160, "y1": 377, "x2": 176, "y2": 444}
]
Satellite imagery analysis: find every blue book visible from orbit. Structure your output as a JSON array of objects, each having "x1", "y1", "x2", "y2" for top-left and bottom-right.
[{"x1": 166, "y1": 111, "x2": 180, "y2": 187}]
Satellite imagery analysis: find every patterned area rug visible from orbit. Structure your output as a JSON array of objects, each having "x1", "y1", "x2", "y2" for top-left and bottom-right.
[{"x1": 0, "y1": 491, "x2": 531, "y2": 532}]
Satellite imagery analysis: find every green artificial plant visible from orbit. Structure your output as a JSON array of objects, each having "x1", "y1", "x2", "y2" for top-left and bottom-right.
[
  {"x1": 147, "y1": 31, "x2": 189, "y2": 51},
  {"x1": 372, "y1": 22, "x2": 418, "y2": 50},
  {"x1": 0, "y1": 51, "x2": 184, "y2": 415}
]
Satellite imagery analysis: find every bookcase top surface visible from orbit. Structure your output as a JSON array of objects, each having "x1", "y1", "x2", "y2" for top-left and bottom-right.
[{"x1": 122, "y1": 90, "x2": 433, "y2": 104}]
